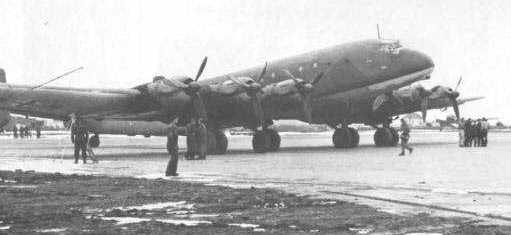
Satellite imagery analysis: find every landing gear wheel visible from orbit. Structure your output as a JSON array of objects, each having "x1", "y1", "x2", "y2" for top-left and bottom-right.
[
  {"x1": 266, "y1": 129, "x2": 281, "y2": 152},
  {"x1": 348, "y1": 127, "x2": 360, "y2": 147},
  {"x1": 89, "y1": 134, "x2": 100, "y2": 148},
  {"x1": 252, "y1": 130, "x2": 271, "y2": 153},
  {"x1": 374, "y1": 128, "x2": 398, "y2": 147},
  {"x1": 206, "y1": 130, "x2": 228, "y2": 155},
  {"x1": 333, "y1": 128, "x2": 353, "y2": 148},
  {"x1": 214, "y1": 131, "x2": 228, "y2": 155}
]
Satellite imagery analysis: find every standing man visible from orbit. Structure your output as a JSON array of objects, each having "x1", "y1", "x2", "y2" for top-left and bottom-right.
[
  {"x1": 12, "y1": 125, "x2": 18, "y2": 138},
  {"x1": 399, "y1": 118, "x2": 413, "y2": 156},
  {"x1": 71, "y1": 120, "x2": 88, "y2": 164},
  {"x1": 165, "y1": 119, "x2": 180, "y2": 176},
  {"x1": 464, "y1": 119, "x2": 472, "y2": 147},
  {"x1": 481, "y1": 117, "x2": 489, "y2": 146},
  {"x1": 36, "y1": 125, "x2": 41, "y2": 138},
  {"x1": 458, "y1": 118, "x2": 465, "y2": 147}
]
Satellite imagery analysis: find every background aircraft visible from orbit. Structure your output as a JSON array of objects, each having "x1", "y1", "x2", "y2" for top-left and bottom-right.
[{"x1": 0, "y1": 38, "x2": 452, "y2": 154}]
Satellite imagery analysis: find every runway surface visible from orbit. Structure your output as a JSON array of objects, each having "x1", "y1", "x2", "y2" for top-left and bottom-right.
[{"x1": 2, "y1": 130, "x2": 511, "y2": 223}]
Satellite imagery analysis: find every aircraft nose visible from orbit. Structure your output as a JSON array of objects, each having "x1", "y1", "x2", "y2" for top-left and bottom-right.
[{"x1": 399, "y1": 48, "x2": 434, "y2": 72}]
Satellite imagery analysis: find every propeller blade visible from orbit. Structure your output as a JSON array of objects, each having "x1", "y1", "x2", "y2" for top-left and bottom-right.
[
  {"x1": 282, "y1": 69, "x2": 299, "y2": 83},
  {"x1": 450, "y1": 97, "x2": 460, "y2": 121},
  {"x1": 256, "y1": 62, "x2": 268, "y2": 82},
  {"x1": 226, "y1": 75, "x2": 248, "y2": 87},
  {"x1": 420, "y1": 98, "x2": 428, "y2": 122},
  {"x1": 194, "y1": 56, "x2": 208, "y2": 81},
  {"x1": 311, "y1": 72, "x2": 324, "y2": 85},
  {"x1": 455, "y1": 76, "x2": 462, "y2": 92}
]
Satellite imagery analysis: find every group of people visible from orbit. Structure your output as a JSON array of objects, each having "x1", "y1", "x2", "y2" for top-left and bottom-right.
[
  {"x1": 459, "y1": 118, "x2": 489, "y2": 147},
  {"x1": 12, "y1": 125, "x2": 41, "y2": 139},
  {"x1": 70, "y1": 120, "x2": 98, "y2": 164},
  {"x1": 165, "y1": 118, "x2": 208, "y2": 177}
]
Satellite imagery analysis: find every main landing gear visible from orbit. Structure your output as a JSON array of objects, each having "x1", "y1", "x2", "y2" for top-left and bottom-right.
[
  {"x1": 332, "y1": 127, "x2": 359, "y2": 148},
  {"x1": 373, "y1": 127, "x2": 399, "y2": 147},
  {"x1": 207, "y1": 130, "x2": 228, "y2": 155},
  {"x1": 252, "y1": 129, "x2": 281, "y2": 153},
  {"x1": 89, "y1": 134, "x2": 100, "y2": 148}
]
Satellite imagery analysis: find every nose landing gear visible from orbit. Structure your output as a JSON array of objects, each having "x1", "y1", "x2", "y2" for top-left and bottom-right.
[
  {"x1": 332, "y1": 127, "x2": 359, "y2": 148},
  {"x1": 252, "y1": 129, "x2": 281, "y2": 153},
  {"x1": 373, "y1": 127, "x2": 399, "y2": 147}
]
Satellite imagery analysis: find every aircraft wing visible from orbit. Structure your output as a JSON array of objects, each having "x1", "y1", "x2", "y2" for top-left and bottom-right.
[{"x1": 0, "y1": 83, "x2": 147, "y2": 120}]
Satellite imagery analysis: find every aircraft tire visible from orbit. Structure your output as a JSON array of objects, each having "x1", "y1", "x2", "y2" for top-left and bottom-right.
[
  {"x1": 333, "y1": 128, "x2": 353, "y2": 148},
  {"x1": 266, "y1": 129, "x2": 281, "y2": 152},
  {"x1": 89, "y1": 134, "x2": 100, "y2": 148},
  {"x1": 348, "y1": 127, "x2": 360, "y2": 147},
  {"x1": 374, "y1": 128, "x2": 397, "y2": 147},
  {"x1": 252, "y1": 130, "x2": 271, "y2": 153},
  {"x1": 215, "y1": 131, "x2": 228, "y2": 155}
]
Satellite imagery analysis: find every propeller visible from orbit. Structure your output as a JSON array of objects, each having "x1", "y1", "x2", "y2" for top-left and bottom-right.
[
  {"x1": 280, "y1": 70, "x2": 324, "y2": 123},
  {"x1": 145, "y1": 57, "x2": 209, "y2": 122},
  {"x1": 227, "y1": 75, "x2": 265, "y2": 127}
]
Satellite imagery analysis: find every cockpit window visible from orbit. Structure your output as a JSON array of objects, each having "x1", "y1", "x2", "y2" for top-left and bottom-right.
[{"x1": 378, "y1": 39, "x2": 403, "y2": 54}]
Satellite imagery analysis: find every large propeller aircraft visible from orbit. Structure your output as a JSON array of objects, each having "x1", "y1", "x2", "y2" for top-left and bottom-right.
[{"x1": 0, "y1": 38, "x2": 482, "y2": 159}]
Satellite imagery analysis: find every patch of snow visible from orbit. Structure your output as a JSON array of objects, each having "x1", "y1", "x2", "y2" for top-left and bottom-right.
[
  {"x1": 4, "y1": 180, "x2": 17, "y2": 183},
  {"x1": 228, "y1": 223, "x2": 260, "y2": 228},
  {"x1": 406, "y1": 233, "x2": 443, "y2": 235},
  {"x1": 349, "y1": 227, "x2": 373, "y2": 234},
  {"x1": 112, "y1": 201, "x2": 194, "y2": 211},
  {"x1": 253, "y1": 228, "x2": 266, "y2": 232},
  {"x1": 0, "y1": 226, "x2": 10, "y2": 230},
  {"x1": 35, "y1": 228, "x2": 67, "y2": 233},
  {"x1": 0, "y1": 185, "x2": 37, "y2": 189},
  {"x1": 101, "y1": 217, "x2": 212, "y2": 226}
]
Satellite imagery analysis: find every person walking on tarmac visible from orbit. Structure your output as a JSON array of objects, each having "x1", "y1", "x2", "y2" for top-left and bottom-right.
[
  {"x1": 398, "y1": 118, "x2": 413, "y2": 156},
  {"x1": 165, "y1": 119, "x2": 180, "y2": 176},
  {"x1": 71, "y1": 120, "x2": 89, "y2": 164}
]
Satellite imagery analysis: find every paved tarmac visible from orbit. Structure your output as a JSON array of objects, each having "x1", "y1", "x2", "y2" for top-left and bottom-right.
[{"x1": 1, "y1": 130, "x2": 511, "y2": 224}]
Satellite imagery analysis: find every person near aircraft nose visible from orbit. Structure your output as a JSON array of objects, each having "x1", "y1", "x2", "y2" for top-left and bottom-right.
[
  {"x1": 481, "y1": 118, "x2": 489, "y2": 146},
  {"x1": 12, "y1": 125, "x2": 18, "y2": 138},
  {"x1": 71, "y1": 120, "x2": 88, "y2": 164},
  {"x1": 399, "y1": 118, "x2": 413, "y2": 156},
  {"x1": 464, "y1": 119, "x2": 472, "y2": 147},
  {"x1": 165, "y1": 119, "x2": 180, "y2": 176},
  {"x1": 473, "y1": 119, "x2": 481, "y2": 147},
  {"x1": 458, "y1": 118, "x2": 465, "y2": 147}
]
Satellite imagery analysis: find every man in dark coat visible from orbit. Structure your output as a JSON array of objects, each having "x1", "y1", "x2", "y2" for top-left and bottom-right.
[{"x1": 71, "y1": 120, "x2": 89, "y2": 164}]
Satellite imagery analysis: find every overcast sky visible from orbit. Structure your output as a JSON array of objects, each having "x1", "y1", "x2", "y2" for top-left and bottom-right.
[{"x1": 0, "y1": 0, "x2": 509, "y2": 122}]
